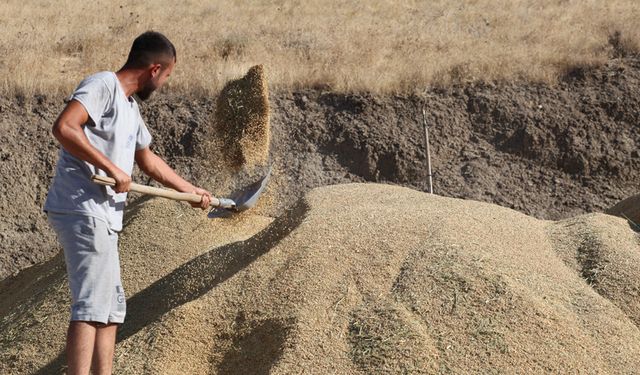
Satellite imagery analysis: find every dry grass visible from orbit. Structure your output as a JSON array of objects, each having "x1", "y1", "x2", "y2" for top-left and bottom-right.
[{"x1": 1, "y1": 0, "x2": 639, "y2": 95}]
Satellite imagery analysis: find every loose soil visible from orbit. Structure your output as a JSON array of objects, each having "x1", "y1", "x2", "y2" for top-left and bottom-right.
[{"x1": 2, "y1": 57, "x2": 640, "y2": 279}]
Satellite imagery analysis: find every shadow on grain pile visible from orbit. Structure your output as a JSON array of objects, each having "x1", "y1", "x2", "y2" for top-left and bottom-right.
[
  {"x1": 33, "y1": 200, "x2": 308, "y2": 375},
  {"x1": 120, "y1": 199, "x2": 307, "y2": 341}
]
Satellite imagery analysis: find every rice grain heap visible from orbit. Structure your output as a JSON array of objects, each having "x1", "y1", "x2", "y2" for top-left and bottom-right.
[
  {"x1": 4, "y1": 184, "x2": 640, "y2": 373},
  {"x1": 214, "y1": 65, "x2": 270, "y2": 171}
]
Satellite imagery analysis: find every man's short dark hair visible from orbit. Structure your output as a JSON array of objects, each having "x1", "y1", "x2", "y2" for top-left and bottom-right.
[{"x1": 124, "y1": 31, "x2": 176, "y2": 69}]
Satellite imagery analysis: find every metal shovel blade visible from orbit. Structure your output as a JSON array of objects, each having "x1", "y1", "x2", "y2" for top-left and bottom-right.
[{"x1": 208, "y1": 166, "x2": 273, "y2": 218}]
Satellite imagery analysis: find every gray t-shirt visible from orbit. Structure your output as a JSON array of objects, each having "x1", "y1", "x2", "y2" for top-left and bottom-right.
[{"x1": 44, "y1": 71, "x2": 152, "y2": 232}]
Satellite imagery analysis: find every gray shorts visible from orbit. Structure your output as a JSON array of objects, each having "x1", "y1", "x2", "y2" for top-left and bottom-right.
[{"x1": 47, "y1": 212, "x2": 126, "y2": 324}]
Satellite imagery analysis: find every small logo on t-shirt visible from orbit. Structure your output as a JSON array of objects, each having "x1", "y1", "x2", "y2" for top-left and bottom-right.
[
  {"x1": 116, "y1": 285, "x2": 125, "y2": 304},
  {"x1": 126, "y1": 134, "x2": 135, "y2": 149}
]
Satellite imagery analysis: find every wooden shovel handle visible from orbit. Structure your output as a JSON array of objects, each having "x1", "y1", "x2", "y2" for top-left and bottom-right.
[{"x1": 91, "y1": 174, "x2": 221, "y2": 207}]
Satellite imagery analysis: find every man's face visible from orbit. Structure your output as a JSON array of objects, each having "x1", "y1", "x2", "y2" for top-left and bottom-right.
[{"x1": 137, "y1": 59, "x2": 175, "y2": 101}]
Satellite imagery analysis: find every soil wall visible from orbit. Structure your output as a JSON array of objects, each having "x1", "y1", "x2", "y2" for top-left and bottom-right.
[{"x1": 1, "y1": 57, "x2": 639, "y2": 279}]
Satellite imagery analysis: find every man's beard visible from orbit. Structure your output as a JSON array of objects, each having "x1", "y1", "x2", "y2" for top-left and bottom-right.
[{"x1": 136, "y1": 81, "x2": 158, "y2": 101}]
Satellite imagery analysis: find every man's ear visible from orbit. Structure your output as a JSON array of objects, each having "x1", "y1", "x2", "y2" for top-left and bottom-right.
[{"x1": 149, "y1": 63, "x2": 162, "y2": 78}]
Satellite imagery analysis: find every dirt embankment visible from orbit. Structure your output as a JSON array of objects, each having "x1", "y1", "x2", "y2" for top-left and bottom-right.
[{"x1": 2, "y1": 57, "x2": 640, "y2": 278}]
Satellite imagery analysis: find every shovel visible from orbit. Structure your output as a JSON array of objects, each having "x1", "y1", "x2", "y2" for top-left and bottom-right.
[
  {"x1": 208, "y1": 166, "x2": 272, "y2": 218},
  {"x1": 91, "y1": 168, "x2": 271, "y2": 216}
]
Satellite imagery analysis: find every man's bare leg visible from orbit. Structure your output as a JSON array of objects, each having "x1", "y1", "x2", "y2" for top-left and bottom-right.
[
  {"x1": 66, "y1": 321, "x2": 97, "y2": 375},
  {"x1": 91, "y1": 323, "x2": 118, "y2": 375}
]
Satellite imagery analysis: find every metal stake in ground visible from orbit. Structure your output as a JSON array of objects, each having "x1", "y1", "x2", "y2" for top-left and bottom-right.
[{"x1": 422, "y1": 107, "x2": 434, "y2": 194}]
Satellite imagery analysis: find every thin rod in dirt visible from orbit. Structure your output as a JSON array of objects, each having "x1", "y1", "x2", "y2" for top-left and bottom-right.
[{"x1": 422, "y1": 107, "x2": 434, "y2": 194}]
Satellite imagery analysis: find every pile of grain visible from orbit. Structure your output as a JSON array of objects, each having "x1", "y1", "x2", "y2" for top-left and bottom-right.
[
  {"x1": 2, "y1": 184, "x2": 640, "y2": 374},
  {"x1": 606, "y1": 193, "x2": 640, "y2": 228},
  {"x1": 213, "y1": 65, "x2": 270, "y2": 171}
]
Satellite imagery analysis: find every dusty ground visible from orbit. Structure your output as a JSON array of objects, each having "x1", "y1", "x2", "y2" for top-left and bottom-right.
[{"x1": 1, "y1": 56, "x2": 640, "y2": 279}]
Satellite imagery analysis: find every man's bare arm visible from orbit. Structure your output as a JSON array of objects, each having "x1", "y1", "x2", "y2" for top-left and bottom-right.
[
  {"x1": 52, "y1": 100, "x2": 132, "y2": 193},
  {"x1": 135, "y1": 147, "x2": 212, "y2": 209}
]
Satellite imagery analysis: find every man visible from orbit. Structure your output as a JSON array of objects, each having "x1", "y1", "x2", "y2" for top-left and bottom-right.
[{"x1": 44, "y1": 31, "x2": 211, "y2": 375}]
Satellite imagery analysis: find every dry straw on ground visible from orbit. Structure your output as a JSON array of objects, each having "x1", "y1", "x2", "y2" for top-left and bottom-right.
[
  {"x1": 1, "y1": 1, "x2": 639, "y2": 95},
  {"x1": 213, "y1": 64, "x2": 270, "y2": 171},
  {"x1": 2, "y1": 184, "x2": 640, "y2": 373}
]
